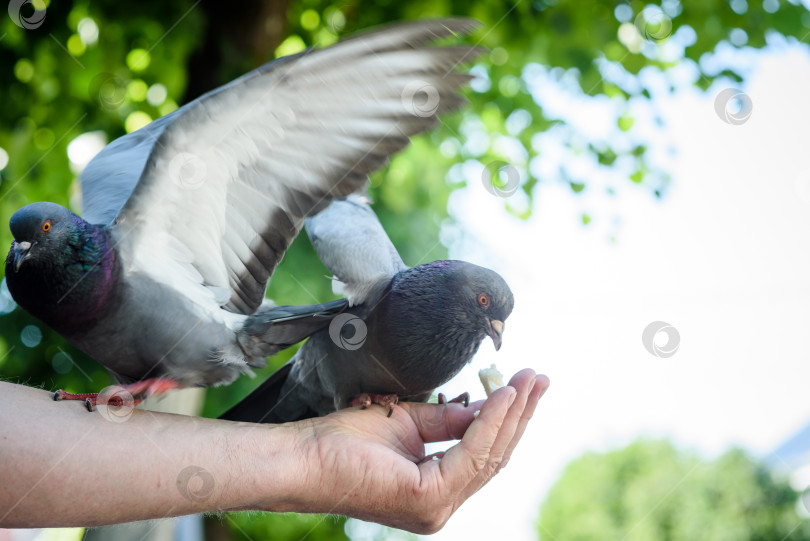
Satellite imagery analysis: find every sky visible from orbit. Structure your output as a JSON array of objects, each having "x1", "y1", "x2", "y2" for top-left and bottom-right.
[{"x1": 368, "y1": 41, "x2": 810, "y2": 541}]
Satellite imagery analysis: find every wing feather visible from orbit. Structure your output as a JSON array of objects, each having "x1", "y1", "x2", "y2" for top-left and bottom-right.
[
  {"x1": 105, "y1": 18, "x2": 481, "y2": 315},
  {"x1": 305, "y1": 194, "x2": 408, "y2": 306}
]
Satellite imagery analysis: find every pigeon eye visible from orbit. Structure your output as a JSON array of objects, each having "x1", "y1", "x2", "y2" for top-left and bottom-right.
[
  {"x1": 42, "y1": 220, "x2": 51, "y2": 233},
  {"x1": 478, "y1": 293, "x2": 489, "y2": 307}
]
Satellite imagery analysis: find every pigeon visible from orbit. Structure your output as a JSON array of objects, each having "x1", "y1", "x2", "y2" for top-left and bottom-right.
[
  {"x1": 219, "y1": 194, "x2": 514, "y2": 423},
  {"x1": 3, "y1": 19, "x2": 483, "y2": 408}
]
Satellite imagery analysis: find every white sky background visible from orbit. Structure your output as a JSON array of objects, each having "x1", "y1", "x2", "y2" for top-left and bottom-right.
[{"x1": 392, "y1": 43, "x2": 810, "y2": 541}]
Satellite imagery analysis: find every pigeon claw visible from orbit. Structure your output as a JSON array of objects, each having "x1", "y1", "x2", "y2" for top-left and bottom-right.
[
  {"x1": 351, "y1": 393, "x2": 399, "y2": 417},
  {"x1": 51, "y1": 378, "x2": 179, "y2": 412},
  {"x1": 53, "y1": 390, "x2": 99, "y2": 403},
  {"x1": 438, "y1": 392, "x2": 470, "y2": 407}
]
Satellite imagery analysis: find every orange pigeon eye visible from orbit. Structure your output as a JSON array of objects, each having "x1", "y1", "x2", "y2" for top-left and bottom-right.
[
  {"x1": 42, "y1": 220, "x2": 51, "y2": 232},
  {"x1": 478, "y1": 293, "x2": 489, "y2": 307}
]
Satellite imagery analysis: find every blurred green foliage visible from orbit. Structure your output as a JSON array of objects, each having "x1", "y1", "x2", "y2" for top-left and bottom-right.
[
  {"x1": 1, "y1": 0, "x2": 810, "y2": 539},
  {"x1": 538, "y1": 439, "x2": 810, "y2": 540}
]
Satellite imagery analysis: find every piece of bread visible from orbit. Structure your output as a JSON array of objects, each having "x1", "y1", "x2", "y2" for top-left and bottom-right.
[{"x1": 478, "y1": 364, "x2": 504, "y2": 396}]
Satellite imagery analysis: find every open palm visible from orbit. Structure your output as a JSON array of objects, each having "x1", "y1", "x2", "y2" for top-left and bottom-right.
[{"x1": 294, "y1": 369, "x2": 549, "y2": 533}]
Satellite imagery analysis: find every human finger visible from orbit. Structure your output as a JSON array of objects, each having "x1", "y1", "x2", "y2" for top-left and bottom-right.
[
  {"x1": 433, "y1": 385, "x2": 516, "y2": 497},
  {"x1": 496, "y1": 374, "x2": 550, "y2": 473}
]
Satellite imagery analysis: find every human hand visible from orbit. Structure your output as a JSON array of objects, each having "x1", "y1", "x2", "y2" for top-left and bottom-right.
[
  {"x1": 0, "y1": 370, "x2": 547, "y2": 530},
  {"x1": 287, "y1": 368, "x2": 549, "y2": 533}
]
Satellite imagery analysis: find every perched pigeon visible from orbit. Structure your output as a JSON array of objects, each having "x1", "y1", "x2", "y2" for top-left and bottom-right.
[
  {"x1": 4, "y1": 19, "x2": 482, "y2": 408},
  {"x1": 219, "y1": 194, "x2": 514, "y2": 423}
]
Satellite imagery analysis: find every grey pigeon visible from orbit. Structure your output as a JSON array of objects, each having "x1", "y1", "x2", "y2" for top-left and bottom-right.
[
  {"x1": 3, "y1": 19, "x2": 482, "y2": 407},
  {"x1": 219, "y1": 194, "x2": 513, "y2": 423}
]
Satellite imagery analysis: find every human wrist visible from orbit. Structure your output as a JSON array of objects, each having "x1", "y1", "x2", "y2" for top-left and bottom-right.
[{"x1": 223, "y1": 420, "x2": 320, "y2": 513}]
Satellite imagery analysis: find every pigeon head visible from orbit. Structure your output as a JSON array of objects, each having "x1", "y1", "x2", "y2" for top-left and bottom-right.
[
  {"x1": 5, "y1": 202, "x2": 116, "y2": 331},
  {"x1": 450, "y1": 261, "x2": 514, "y2": 351},
  {"x1": 387, "y1": 260, "x2": 514, "y2": 351},
  {"x1": 373, "y1": 260, "x2": 514, "y2": 395},
  {"x1": 7, "y1": 202, "x2": 81, "y2": 273}
]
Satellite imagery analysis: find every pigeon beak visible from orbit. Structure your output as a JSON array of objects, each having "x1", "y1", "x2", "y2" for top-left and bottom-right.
[
  {"x1": 11, "y1": 241, "x2": 32, "y2": 272},
  {"x1": 488, "y1": 319, "x2": 505, "y2": 351}
]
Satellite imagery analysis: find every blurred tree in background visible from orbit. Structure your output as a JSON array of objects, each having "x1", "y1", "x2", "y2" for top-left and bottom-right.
[
  {"x1": 538, "y1": 439, "x2": 810, "y2": 540},
  {"x1": 2, "y1": 0, "x2": 810, "y2": 539}
]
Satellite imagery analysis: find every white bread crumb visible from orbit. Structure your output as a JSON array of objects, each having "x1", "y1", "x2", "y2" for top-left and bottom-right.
[{"x1": 478, "y1": 364, "x2": 505, "y2": 397}]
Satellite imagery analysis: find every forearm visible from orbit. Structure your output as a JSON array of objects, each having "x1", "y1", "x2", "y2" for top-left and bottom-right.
[{"x1": 0, "y1": 381, "x2": 302, "y2": 527}]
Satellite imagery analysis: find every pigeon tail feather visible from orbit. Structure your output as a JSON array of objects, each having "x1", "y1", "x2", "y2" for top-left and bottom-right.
[
  {"x1": 237, "y1": 298, "x2": 349, "y2": 360},
  {"x1": 218, "y1": 362, "x2": 317, "y2": 423}
]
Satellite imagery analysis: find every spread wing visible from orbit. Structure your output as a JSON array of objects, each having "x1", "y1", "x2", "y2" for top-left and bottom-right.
[
  {"x1": 305, "y1": 193, "x2": 408, "y2": 306},
  {"x1": 79, "y1": 111, "x2": 178, "y2": 226},
  {"x1": 106, "y1": 18, "x2": 481, "y2": 315}
]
